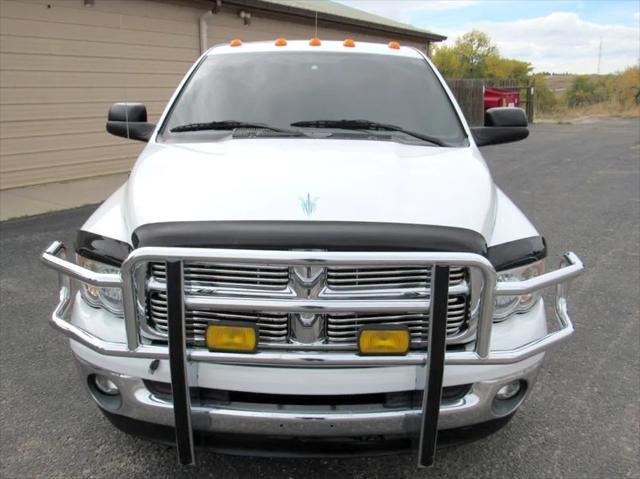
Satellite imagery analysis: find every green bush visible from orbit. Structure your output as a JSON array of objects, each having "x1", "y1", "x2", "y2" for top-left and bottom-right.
[
  {"x1": 565, "y1": 76, "x2": 611, "y2": 107},
  {"x1": 612, "y1": 65, "x2": 640, "y2": 107},
  {"x1": 533, "y1": 75, "x2": 557, "y2": 113}
]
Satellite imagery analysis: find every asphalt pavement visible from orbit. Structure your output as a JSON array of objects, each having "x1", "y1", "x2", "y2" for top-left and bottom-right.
[{"x1": 1, "y1": 118, "x2": 639, "y2": 478}]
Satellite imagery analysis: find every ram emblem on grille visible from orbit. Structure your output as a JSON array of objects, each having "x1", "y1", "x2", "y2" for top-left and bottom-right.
[
  {"x1": 291, "y1": 264, "x2": 326, "y2": 343},
  {"x1": 292, "y1": 265, "x2": 324, "y2": 287}
]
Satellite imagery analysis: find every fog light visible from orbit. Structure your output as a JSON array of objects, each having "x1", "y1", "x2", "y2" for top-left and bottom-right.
[
  {"x1": 358, "y1": 326, "x2": 410, "y2": 355},
  {"x1": 94, "y1": 375, "x2": 119, "y2": 396},
  {"x1": 206, "y1": 322, "x2": 258, "y2": 353},
  {"x1": 496, "y1": 380, "x2": 521, "y2": 400}
]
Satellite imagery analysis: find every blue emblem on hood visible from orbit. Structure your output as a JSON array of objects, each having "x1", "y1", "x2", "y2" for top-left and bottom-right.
[{"x1": 299, "y1": 193, "x2": 318, "y2": 217}]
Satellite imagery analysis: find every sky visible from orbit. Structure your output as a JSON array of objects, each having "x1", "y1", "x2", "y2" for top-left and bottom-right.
[{"x1": 336, "y1": 1, "x2": 640, "y2": 74}]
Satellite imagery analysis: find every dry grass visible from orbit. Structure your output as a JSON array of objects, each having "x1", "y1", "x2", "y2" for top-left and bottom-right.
[
  {"x1": 538, "y1": 70, "x2": 640, "y2": 122},
  {"x1": 537, "y1": 101, "x2": 640, "y2": 123},
  {"x1": 544, "y1": 75, "x2": 579, "y2": 96}
]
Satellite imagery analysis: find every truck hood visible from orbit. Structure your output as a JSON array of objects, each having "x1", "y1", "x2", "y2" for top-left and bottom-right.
[{"x1": 125, "y1": 139, "x2": 496, "y2": 238}]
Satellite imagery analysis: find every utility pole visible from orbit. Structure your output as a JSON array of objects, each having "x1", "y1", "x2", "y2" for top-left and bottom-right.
[{"x1": 597, "y1": 37, "x2": 602, "y2": 74}]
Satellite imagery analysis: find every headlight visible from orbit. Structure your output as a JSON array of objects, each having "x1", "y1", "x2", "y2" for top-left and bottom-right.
[
  {"x1": 494, "y1": 260, "x2": 544, "y2": 322},
  {"x1": 77, "y1": 255, "x2": 124, "y2": 316}
]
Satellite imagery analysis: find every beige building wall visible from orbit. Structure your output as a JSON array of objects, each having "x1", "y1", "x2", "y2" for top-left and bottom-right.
[{"x1": 0, "y1": 0, "x2": 428, "y2": 190}]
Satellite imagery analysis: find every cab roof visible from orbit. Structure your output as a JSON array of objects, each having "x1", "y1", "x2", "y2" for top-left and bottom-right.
[{"x1": 207, "y1": 40, "x2": 425, "y2": 58}]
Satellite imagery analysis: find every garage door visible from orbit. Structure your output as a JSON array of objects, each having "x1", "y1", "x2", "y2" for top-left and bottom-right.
[{"x1": 0, "y1": 0, "x2": 202, "y2": 189}]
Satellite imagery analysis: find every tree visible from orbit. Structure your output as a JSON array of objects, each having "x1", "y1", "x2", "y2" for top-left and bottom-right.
[
  {"x1": 431, "y1": 44, "x2": 463, "y2": 77},
  {"x1": 485, "y1": 56, "x2": 532, "y2": 81},
  {"x1": 455, "y1": 30, "x2": 497, "y2": 78},
  {"x1": 431, "y1": 30, "x2": 531, "y2": 80},
  {"x1": 612, "y1": 65, "x2": 640, "y2": 107}
]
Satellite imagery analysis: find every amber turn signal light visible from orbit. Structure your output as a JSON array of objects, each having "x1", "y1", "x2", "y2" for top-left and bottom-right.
[
  {"x1": 388, "y1": 41, "x2": 401, "y2": 49},
  {"x1": 275, "y1": 38, "x2": 288, "y2": 46},
  {"x1": 309, "y1": 37, "x2": 321, "y2": 46},
  {"x1": 230, "y1": 38, "x2": 242, "y2": 47},
  {"x1": 358, "y1": 326, "x2": 410, "y2": 355},
  {"x1": 343, "y1": 38, "x2": 356, "y2": 47},
  {"x1": 206, "y1": 322, "x2": 258, "y2": 353}
]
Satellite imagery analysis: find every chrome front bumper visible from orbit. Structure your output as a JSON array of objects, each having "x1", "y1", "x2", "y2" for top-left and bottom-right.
[
  {"x1": 75, "y1": 352, "x2": 543, "y2": 438},
  {"x1": 42, "y1": 242, "x2": 584, "y2": 466}
]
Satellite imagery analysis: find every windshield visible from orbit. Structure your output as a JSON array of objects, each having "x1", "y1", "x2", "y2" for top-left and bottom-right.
[{"x1": 161, "y1": 51, "x2": 468, "y2": 146}]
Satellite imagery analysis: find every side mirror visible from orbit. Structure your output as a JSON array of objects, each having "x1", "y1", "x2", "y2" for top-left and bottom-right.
[
  {"x1": 471, "y1": 107, "x2": 529, "y2": 147},
  {"x1": 106, "y1": 103, "x2": 155, "y2": 142}
]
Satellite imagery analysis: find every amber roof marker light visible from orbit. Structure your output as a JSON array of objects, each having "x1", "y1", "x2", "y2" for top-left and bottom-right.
[
  {"x1": 388, "y1": 41, "x2": 401, "y2": 49},
  {"x1": 275, "y1": 38, "x2": 288, "y2": 46},
  {"x1": 309, "y1": 37, "x2": 321, "y2": 46},
  {"x1": 229, "y1": 38, "x2": 242, "y2": 47},
  {"x1": 343, "y1": 38, "x2": 356, "y2": 47}
]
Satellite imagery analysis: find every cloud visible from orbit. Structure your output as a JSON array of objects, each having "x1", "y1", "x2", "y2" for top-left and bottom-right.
[
  {"x1": 337, "y1": 1, "x2": 476, "y2": 23},
  {"x1": 445, "y1": 12, "x2": 640, "y2": 73},
  {"x1": 338, "y1": 2, "x2": 639, "y2": 74},
  {"x1": 401, "y1": 1, "x2": 477, "y2": 11}
]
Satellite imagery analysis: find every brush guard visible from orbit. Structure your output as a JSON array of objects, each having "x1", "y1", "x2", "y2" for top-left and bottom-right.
[{"x1": 42, "y1": 243, "x2": 583, "y2": 467}]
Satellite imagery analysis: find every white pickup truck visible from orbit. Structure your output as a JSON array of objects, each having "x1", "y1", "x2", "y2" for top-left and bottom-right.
[{"x1": 42, "y1": 39, "x2": 584, "y2": 467}]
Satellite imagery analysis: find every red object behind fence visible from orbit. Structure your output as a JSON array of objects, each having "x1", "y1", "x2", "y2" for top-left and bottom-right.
[{"x1": 484, "y1": 87, "x2": 520, "y2": 110}]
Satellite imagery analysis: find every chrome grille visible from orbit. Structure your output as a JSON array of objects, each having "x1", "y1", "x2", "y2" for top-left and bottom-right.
[
  {"x1": 148, "y1": 291, "x2": 289, "y2": 346},
  {"x1": 144, "y1": 261, "x2": 470, "y2": 350},
  {"x1": 326, "y1": 296, "x2": 468, "y2": 346},
  {"x1": 326, "y1": 266, "x2": 465, "y2": 290},
  {"x1": 150, "y1": 262, "x2": 289, "y2": 290}
]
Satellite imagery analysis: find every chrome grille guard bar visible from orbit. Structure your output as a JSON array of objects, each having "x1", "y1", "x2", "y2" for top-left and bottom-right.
[{"x1": 41, "y1": 241, "x2": 584, "y2": 466}]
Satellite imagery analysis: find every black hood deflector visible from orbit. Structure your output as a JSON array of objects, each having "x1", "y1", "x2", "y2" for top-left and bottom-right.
[
  {"x1": 132, "y1": 221, "x2": 488, "y2": 254},
  {"x1": 78, "y1": 222, "x2": 546, "y2": 269}
]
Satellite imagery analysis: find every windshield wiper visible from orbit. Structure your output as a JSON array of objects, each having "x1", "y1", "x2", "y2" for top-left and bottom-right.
[
  {"x1": 290, "y1": 119, "x2": 449, "y2": 146},
  {"x1": 171, "y1": 120, "x2": 306, "y2": 136}
]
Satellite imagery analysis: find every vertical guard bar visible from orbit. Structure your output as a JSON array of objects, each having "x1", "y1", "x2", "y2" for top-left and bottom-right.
[
  {"x1": 166, "y1": 260, "x2": 196, "y2": 466},
  {"x1": 417, "y1": 265, "x2": 449, "y2": 467}
]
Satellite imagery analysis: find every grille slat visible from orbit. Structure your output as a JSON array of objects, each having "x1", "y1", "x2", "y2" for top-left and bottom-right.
[
  {"x1": 328, "y1": 319, "x2": 428, "y2": 330},
  {"x1": 185, "y1": 267, "x2": 288, "y2": 276},
  {"x1": 327, "y1": 268, "x2": 430, "y2": 277},
  {"x1": 152, "y1": 263, "x2": 288, "y2": 274},
  {"x1": 185, "y1": 273, "x2": 288, "y2": 283},
  {"x1": 327, "y1": 276, "x2": 430, "y2": 284},
  {"x1": 327, "y1": 313, "x2": 428, "y2": 324}
]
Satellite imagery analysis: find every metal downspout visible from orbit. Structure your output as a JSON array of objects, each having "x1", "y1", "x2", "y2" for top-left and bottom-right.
[{"x1": 199, "y1": 10, "x2": 214, "y2": 54}]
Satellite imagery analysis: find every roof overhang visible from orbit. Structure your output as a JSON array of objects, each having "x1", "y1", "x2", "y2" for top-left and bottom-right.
[{"x1": 220, "y1": 0, "x2": 447, "y2": 43}]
